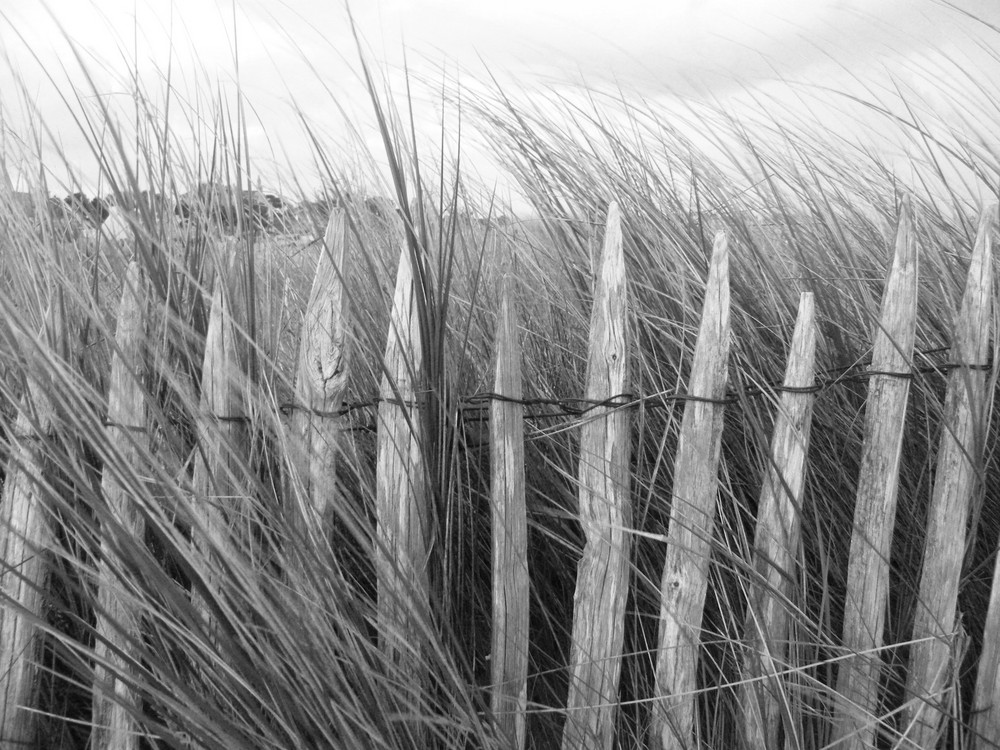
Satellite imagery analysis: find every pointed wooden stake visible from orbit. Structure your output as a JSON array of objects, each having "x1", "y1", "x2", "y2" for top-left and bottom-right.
[
  {"x1": 93, "y1": 261, "x2": 148, "y2": 750},
  {"x1": 491, "y1": 257, "x2": 529, "y2": 750},
  {"x1": 289, "y1": 209, "x2": 351, "y2": 537},
  {"x1": 562, "y1": 202, "x2": 631, "y2": 750},
  {"x1": 741, "y1": 292, "x2": 818, "y2": 750},
  {"x1": 832, "y1": 200, "x2": 918, "y2": 750},
  {"x1": 652, "y1": 231, "x2": 730, "y2": 750}
]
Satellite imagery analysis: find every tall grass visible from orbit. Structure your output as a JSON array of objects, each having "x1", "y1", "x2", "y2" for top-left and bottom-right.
[
  {"x1": 457, "y1": 63, "x2": 1000, "y2": 748},
  {"x1": 0, "y1": 6, "x2": 999, "y2": 749}
]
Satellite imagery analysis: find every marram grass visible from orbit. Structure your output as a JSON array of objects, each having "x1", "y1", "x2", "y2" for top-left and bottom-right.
[{"x1": 1, "y1": 10, "x2": 1000, "y2": 750}]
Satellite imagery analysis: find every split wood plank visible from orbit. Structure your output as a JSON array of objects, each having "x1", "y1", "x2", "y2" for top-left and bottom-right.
[
  {"x1": 191, "y1": 274, "x2": 246, "y2": 619},
  {"x1": 966, "y1": 207, "x2": 1000, "y2": 748},
  {"x1": 93, "y1": 261, "x2": 148, "y2": 750},
  {"x1": 740, "y1": 292, "x2": 818, "y2": 750},
  {"x1": 491, "y1": 266, "x2": 529, "y2": 750},
  {"x1": 561, "y1": 202, "x2": 632, "y2": 750},
  {"x1": 652, "y1": 231, "x2": 730, "y2": 750},
  {"x1": 905, "y1": 206, "x2": 993, "y2": 747},
  {"x1": 376, "y1": 243, "x2": 430, "y2": 692},
  {"x1": 290, "y1": 209, "x2": 351, "y2": 536},
  {"x1": 0, "y1": 312, "x2": 62, "y2": 750},
  {"x1": 831, "y1": 201, "x2": 918, "y2": 750}
]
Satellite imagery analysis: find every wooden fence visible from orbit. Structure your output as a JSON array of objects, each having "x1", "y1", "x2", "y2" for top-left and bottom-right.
[{"x1": 0, "y1": 200, "x2": 998, "y2": 750}]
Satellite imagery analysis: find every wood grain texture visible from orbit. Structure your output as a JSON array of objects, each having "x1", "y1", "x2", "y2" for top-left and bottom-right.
[
  {"x1": 832, "y1": 201, "x2": 918, "y2": 750},
  {"x1": 375, "y1": 243, "x2": 429, "y2": 687},
  {"x1": 93, "y1": 262, "x2": 148, "y2": 750},
  {"x1": 652, "y1": 231, "x2": 730, "y2": 750},
  {"x1": 290, "y1": 209, "x2": 350, "y2": 536},
  {"x1": 191, "y1": 274, "x2": 246, "y2": 617},
  {"x1": 741, "y1": 292, "x2": 818, "y2": 750},
  {"x1": 906, "y1": 206, "x2": 994, "y2": 747},
  {"x1": 954, "y1": 206, "x2": 1000, "y2": 749},
  {"x1": 490, "y1": 269, "x2": 529, "y2": 750},
  {"x1": 562, "y1": 202, "x2": 632, "y2": 750},
  {"x1": 0, "y1": 316, "x2": 61, "y2": 750}
]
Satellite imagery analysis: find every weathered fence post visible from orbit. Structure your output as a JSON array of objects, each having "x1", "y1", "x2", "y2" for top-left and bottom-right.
[
  {"x1": 0, "y1": 315, "x2": 61, "y2": 750},
  {"x1": 832, "y1": 201, "x2": 918, "y2": 750},
  {"x1": 962, "y1": 207, "x2": 1000, "y2": 748},
  {"x1": 191, "y1": 274, "x2": 246, "y2": 616},
  {"x1": 93, "y1": 261, "x2": 148, "y2": 750},
  {"x1": 561, "y1": 202, "x2": 631, "y2": 750},
  {"x1": 491, "y1": 266, "x2": 529, "y2": 750},
  {"x1": 289, "y1": 209, "x2": 350, "y2": 536},
  {"x1": 905, "y1": 206, "x2": 993, "y2": 747},
  {"x1": 651, "y1": 231, "x2": 730, "y2": 750},
  {"x1": 741, "y1": 291, "x2": 818, "y2": 750},
  {"x1": 376, "y1": 243, "x2": 429, "y2": 698}
]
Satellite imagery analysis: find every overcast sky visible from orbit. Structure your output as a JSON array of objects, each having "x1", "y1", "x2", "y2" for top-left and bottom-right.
[{"x1": 2, "y1": 0, "x2": 999, "y2": 206}]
